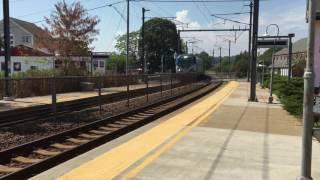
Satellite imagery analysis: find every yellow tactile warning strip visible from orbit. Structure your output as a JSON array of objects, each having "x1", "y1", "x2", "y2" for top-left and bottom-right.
[{"x1": 58, "y1": 82, "x2": 238, "y2": 180}]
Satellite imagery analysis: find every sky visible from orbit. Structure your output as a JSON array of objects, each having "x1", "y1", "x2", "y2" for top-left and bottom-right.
[{"x1": 0, "y1": 0, "x2": 308, "y2": 56}]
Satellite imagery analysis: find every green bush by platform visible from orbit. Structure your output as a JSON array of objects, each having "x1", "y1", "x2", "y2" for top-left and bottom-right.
[{"x1": 262, "y1": 75, "x2": 303, "y2": 117}]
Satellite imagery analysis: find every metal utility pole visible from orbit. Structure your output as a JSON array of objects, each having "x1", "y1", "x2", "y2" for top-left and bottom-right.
[
  {"x1": 186, "y1": 41, "x2": 188, "y2": 54},
  {"x1": 90, "y1": 51, "x2": 93, "y2": 76},
  {"x1": 219, "y1": 47, "x2": 222, "y2": 73},
  {"x1": 269, "y1": 41, "x2": 275, "y2": 104},
  {"x1": 142, "y1": 7, "x2": 149, "y2": 74},
  {"x1": 3, "y1": 0, "x2": 11, "y2": 99},
  {"x1": 177, "y1": 30, "x2": 181, "y2": 54},
  {"x1": 288, "y1": 33, "x2": 295, "y2": 81},
  {"x1": 249, "y1": 0, "x2": 260, "y2": 102},
  {"x1": 247, "y1": 1, "x2": 253, "y2": 82},
  {"x1": 300, "y1": 0, "x2": 316, "y2": 179},
  {"x1": 212, "y1": 48, "x2": 215, "y2": 66},
  {"x1": 228, "y1": 40, "x2": 231, "y2": 78},
  {"x1": 126, "y1": 0, "x2": 130, "y2": 75}
]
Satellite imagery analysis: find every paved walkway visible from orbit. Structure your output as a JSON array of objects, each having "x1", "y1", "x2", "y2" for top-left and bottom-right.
[{"x1": 32, "y1": 81, "x2": 320, "y2": 180}]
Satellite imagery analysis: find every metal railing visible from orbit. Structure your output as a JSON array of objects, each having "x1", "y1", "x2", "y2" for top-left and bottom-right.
[{"x1": 0, "y1": 73, "x2": 200, "y2": 119}]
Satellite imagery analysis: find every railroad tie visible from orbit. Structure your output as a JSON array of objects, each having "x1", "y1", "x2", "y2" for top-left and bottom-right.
[
  {"x1": 121, "y1": 118, "x2": 139, "y2": 122},
  {"x1": 144, "y1": 110, "x2": 158, "y2": 114},
  {"x1": 33, "y1": 149, "x2": 61, "y2": 156},
  {"x1": 66, "y1": 138, "x2": 89, "y2": 144},
  {"x1": 78, "y1": 133, "x2": 101, "y2": 139},
  {"x1": 116, "y1": 121, "x2": 133, "y2": 125},
  {"x1": 13, "y1": 156, "x2": 42, "y2": 164},
  {"x1": 132, "y1": 114, "x2": 149, "y2": 118},
  {"x1": 99, "y1": 126, "x2": 119, "y2": 131},
  {"x1": 51, "y1": 143, "x2": 76, "y2": 150},
  {"x1": 89, "y1": 130, "x2": 110, "y2": 135},
  {"x1": 0, "y1": 165, "x2": 22, "y2": 173},
  {"x1": 126, "y1": 116, "x2": 144, "y2": 121},
  {"x1": 138, "y1": 112, "x2": 153, "y2": 116},
  {"x1": 108, "y1": 124, "x2": 126, "y2": 128}
]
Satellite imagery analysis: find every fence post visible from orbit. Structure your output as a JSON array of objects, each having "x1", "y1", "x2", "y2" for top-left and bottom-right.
[
  {"x1": 98, "y1": 76, "x2": 102, "y2": 114},
  {"x1": 126, "y1": 75, "x2": 130, "y2": 107},
  {"x1": 170, "y1": 73, "x2": 173, "y2": 96},
  {"x1": 146, "y1": 74, "x2": 149, "y2": 103},
  {"x1": 51, "y1": 77, "x2": 57, "y2": 120},
  {"x1": 160, "y1": 74, "x2": 163, "y2": 98}
]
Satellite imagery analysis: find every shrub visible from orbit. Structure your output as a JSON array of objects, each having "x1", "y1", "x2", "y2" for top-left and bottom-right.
[{"x1": 263, "y1": 75, "x2": 303, "y2": 117}]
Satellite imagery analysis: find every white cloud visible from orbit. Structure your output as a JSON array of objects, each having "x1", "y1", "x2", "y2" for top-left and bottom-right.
[{"x1": 175, "y1": 10, "x2": 201, "y2": 29}]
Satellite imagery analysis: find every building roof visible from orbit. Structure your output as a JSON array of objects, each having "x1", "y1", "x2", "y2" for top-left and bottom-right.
[
  {"x1": 0, "y1": 45, "x2": 53, "y2": 56},
  {"x1": 274, "y1": 38, "x2": 307, "y2": 56},
  {"x1": 9, "y1": 18, "x2": 50, "y2": 39}
]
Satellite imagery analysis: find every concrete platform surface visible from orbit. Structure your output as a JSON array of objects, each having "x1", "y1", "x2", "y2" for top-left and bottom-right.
[{"x1": 31, "y1": 82, "x2": 320, "y2": 180}]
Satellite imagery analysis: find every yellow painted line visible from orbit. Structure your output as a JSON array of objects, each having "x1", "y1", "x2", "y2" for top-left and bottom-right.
[
  {"x1": 59, "y1": 82, "x2": 238, "y2": 180},
  {"x1": 122, "y1": 82, "x2": 238, "y2": 179}
]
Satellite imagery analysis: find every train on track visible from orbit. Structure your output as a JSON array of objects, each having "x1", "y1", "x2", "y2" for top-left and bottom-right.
[{"x1": 175, "y1": 54, "x2": 204, "y2": 73}]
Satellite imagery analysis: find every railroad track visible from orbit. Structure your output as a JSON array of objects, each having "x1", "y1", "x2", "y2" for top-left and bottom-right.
[
  {"x1": 0, "y1": 83, "x2": 183, "y2": 127},
  {"x1": 0, "y1": 81, "x2": 221, "y2": 180}
]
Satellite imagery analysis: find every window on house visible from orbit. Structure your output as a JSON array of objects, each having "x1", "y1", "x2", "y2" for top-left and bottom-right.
[
  {"x1": 14, "y1": 62, "x2": 21, "y2": 71},
  {"x1": 1, "y1": 34, "x2": 14, "y2": 47},
  {"x1": 99, "y1": 61, "x2": 105, "y2": 68},
  {"x1": 30, "y1": 66, "x2": 38, "y2": 70},
  {"x1": 22, "y1": 36, "x2": 31, "y2": 44},
  {"x1": 1, "y1": 62, "x2": 5, "y2": 71}
]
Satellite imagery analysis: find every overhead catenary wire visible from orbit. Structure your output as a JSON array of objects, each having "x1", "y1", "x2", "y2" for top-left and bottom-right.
[
  {"x1": 30, "y1": 0, "x2": 126, "y2": 24},
  {"x1": 211, "y1": 14, "x2": 249, "y2": 25},
  {"x1": 135, "y1": 0, "x2": 256, "y2": 2}
]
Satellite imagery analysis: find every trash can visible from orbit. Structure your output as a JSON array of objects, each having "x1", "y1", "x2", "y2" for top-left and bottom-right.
[{"x1": 80, "y1": 82, "x2": 94, "y2": 91}]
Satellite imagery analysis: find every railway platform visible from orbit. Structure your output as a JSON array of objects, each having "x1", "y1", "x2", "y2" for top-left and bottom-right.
[
  {"x1": 0, "y1": 82, "x2": 162, "y2": 112},
  {"x1": 31, "y1": 81, "x2": 320, "y2": 180}
]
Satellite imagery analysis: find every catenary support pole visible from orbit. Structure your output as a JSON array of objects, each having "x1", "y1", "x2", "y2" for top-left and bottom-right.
[
  {"x1": 249, "y1": 0, "x2": 260, "y2": 101},
  {"x1": 229, "y1": 40, "x2": 231, "y2": 78},
  {"x1": 219, "y1": 47, "x2": 222, "y2": 74},
  {"x1": 142, "y1": 8, "x2": 149, "y2": 74},
  {"x1": 186, "y1": 41, "x2": 188, "y2": 54},
  {"x1": 126, "y1": 0, "x2": 130, "y2": 106},
  {"x1": 300, "y1": 0, "x2": 316, "y2": 179},
  {"x1": 247, "y1": 1, "x2": 253, "y2": 82},
  {"x1": 177, "y1": 30, "x2": 181, "y2": 54},
  {"x1": 3, "y1": 0, "x2": 11, "y2": 98}
]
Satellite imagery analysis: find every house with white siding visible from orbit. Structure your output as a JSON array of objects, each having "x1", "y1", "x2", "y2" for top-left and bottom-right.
[{"x1": 272, "y1": 38, "x2": 307, "y2": 77}]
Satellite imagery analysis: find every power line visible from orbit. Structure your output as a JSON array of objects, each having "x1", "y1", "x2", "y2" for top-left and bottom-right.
[
  {"x1": 193, "y1": 1, "x2": 212, "y2": 24},
  {"x1": 212, "y1": 12, "x2": 249, "y2": 15},
  {"x1": 135, "y1": 0, "x2": 254, "y2": 2},
  {"x1": 31, "y1": 0, "x2": 126, "y2": 24},
  {"x1": 211, "y1": 14, "x2": 249, "y2": 25}
]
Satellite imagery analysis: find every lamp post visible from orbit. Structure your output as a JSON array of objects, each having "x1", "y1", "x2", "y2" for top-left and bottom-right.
[{"x1": 265, "y1": 24, "x2": 279, "y2": 104}]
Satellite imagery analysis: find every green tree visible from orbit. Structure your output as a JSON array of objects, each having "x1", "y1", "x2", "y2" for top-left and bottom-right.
[
  {"x1": 232, "y1": 51, "x2": 250, "y2": 77},
  {"x1": 114, "y1": 31, "x2": 140, "y2": 69},
  {"x1": 141, "y1": 18, "x2": 178, "y2": 73},
  {"x1": 106, "y1": 53, "x2": 137, "y2": 74},
  {"x1": 196, "y1": 51, "x2": 213, "y2": 70},
  {"x1": 106, "y1": 53, "x2": 126, "y2": 73},
  {"x1": 115, "y1": 31, "x2": 140, "y2": 56}
]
